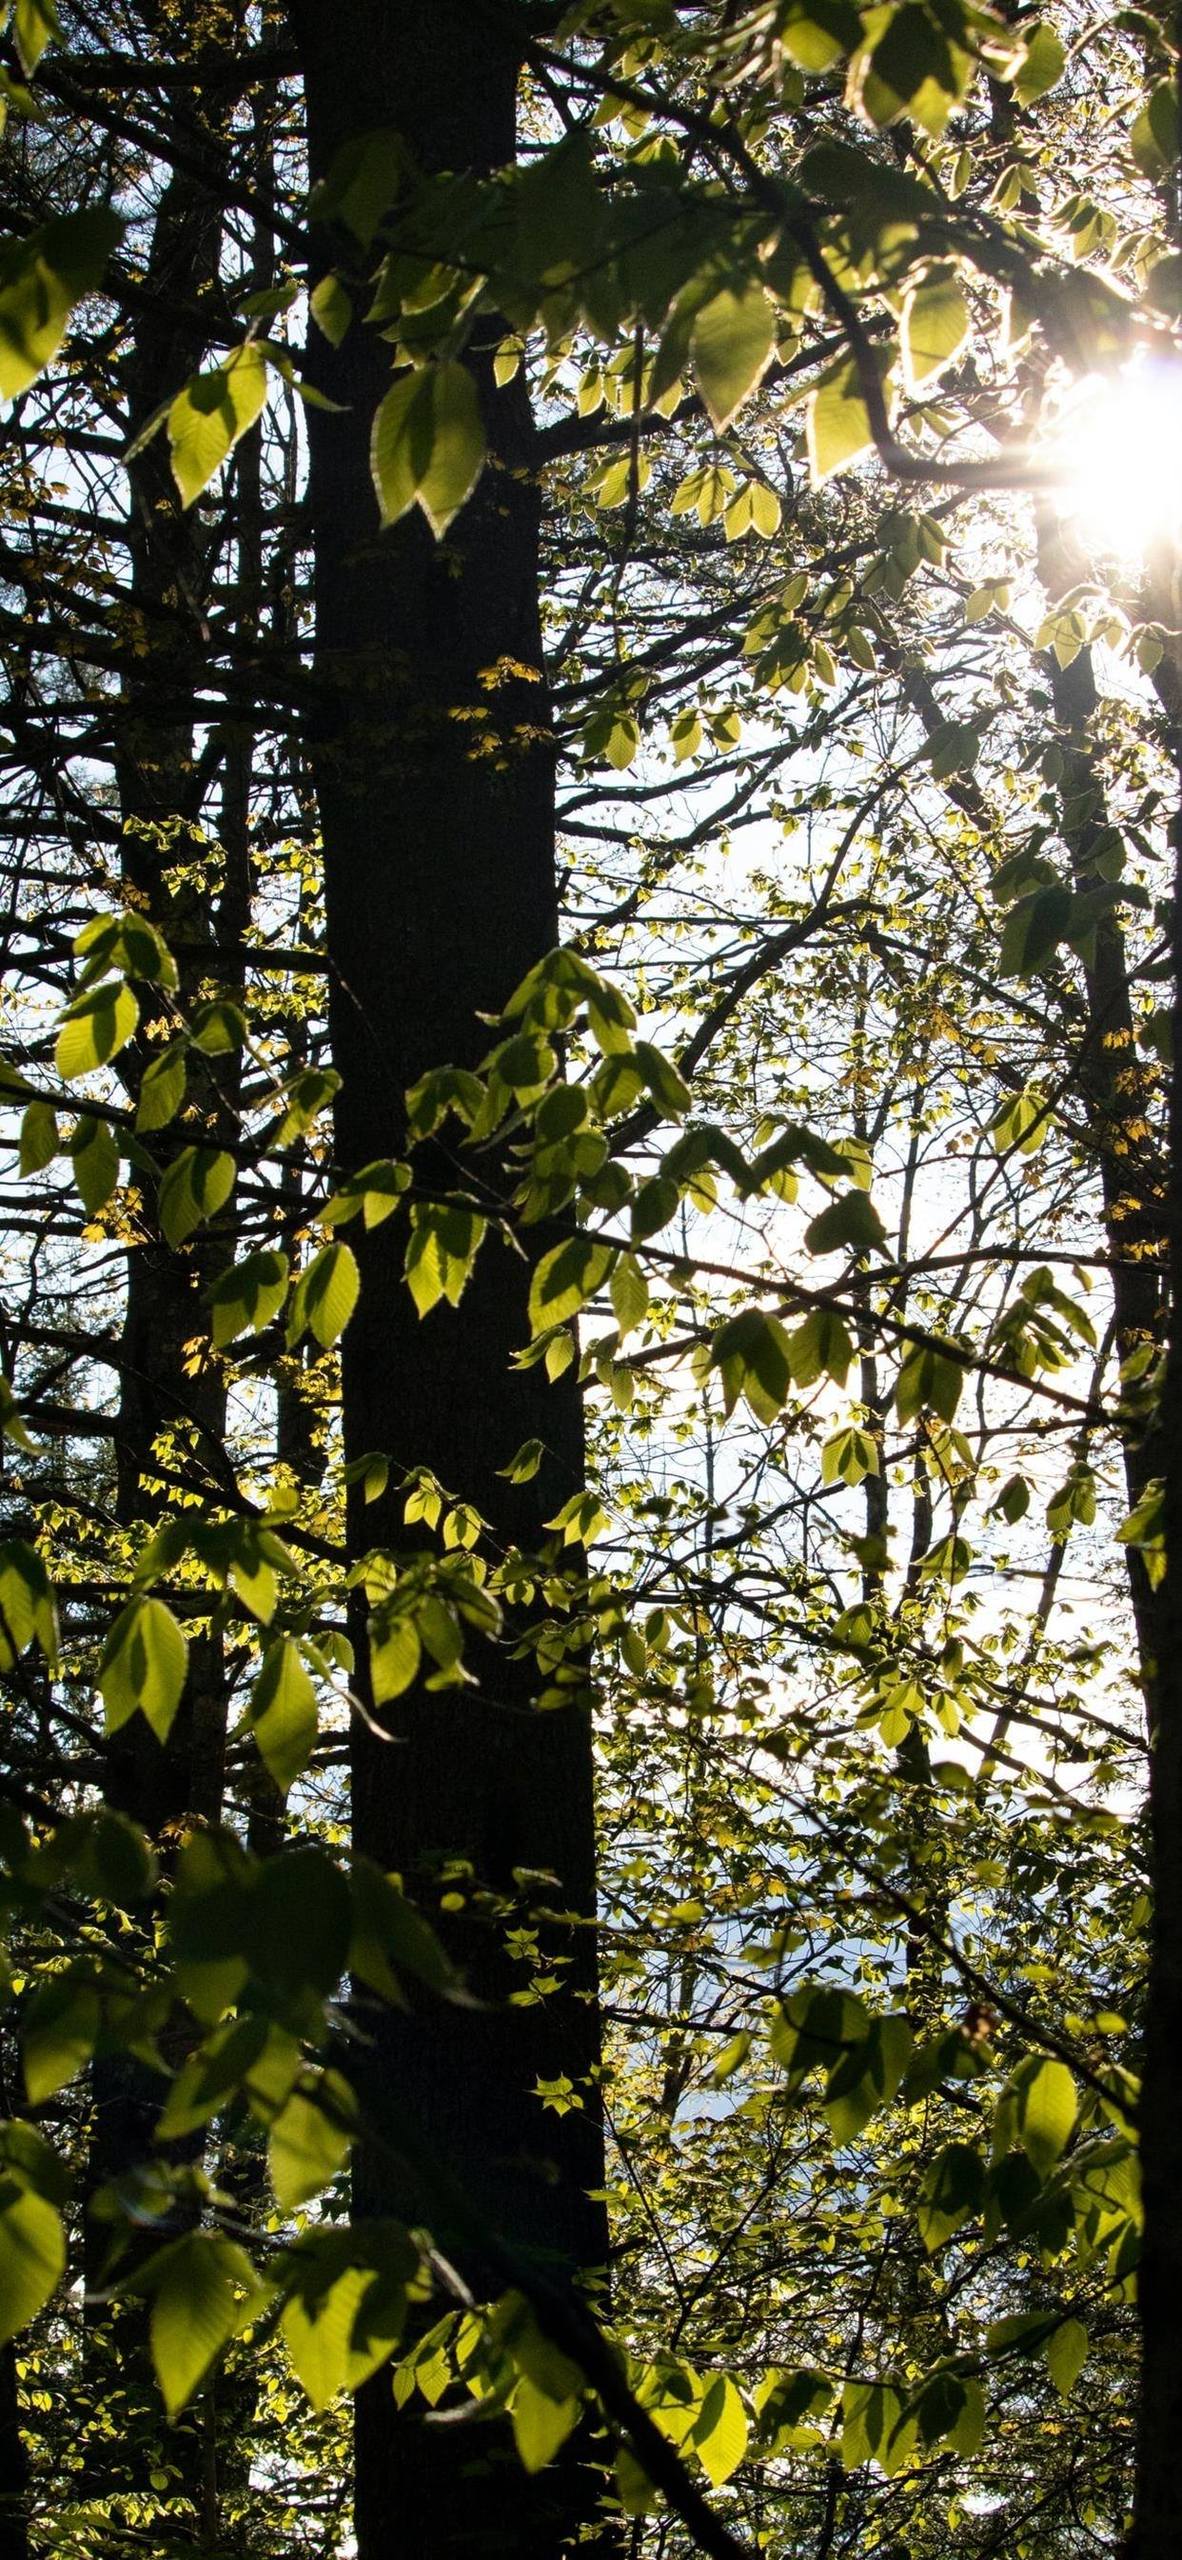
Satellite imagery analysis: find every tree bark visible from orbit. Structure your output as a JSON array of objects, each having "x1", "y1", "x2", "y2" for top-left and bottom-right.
[{"x1": 290, "y1": 9, "x2": 608, "y2": 2553}]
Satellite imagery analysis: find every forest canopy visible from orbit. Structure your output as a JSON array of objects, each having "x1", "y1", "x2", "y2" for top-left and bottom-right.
[{"x1": 0, "y1": 3, "x2": 1178, "y2": 2556}]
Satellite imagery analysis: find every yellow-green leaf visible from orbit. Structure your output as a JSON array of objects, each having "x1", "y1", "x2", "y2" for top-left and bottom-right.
[
  {"x1": 690, "y1": 281, "x2": 776, "y2": 430},
  {"x1": 248, "y1": 1637, "x2": 318, "y2": 1795},
  {"x1": 168, "y1": 342, "x2": 269, "y2": 509},
  {"x1": 158, "y1": 1146, "x2": 235, "y2": 1247},
  {"x1": 99, "y1": 1596, "x2": 188, "y2": 1740},
  {"x1": 55, "y1": 979, "x2": 138, "y2": 1080},
  {"x1": 269, "y1": 2071, "x2": 355, "y2": 2212},
  {"x1": 371, "y1": 360, "x2": 486, "y2": 537},
  {"x1": 902, "y1": 275, "x2": 969, "y2": 388},
  {"x1": 0, "y1": 2185, "x2": 65, "y2": 2347}
]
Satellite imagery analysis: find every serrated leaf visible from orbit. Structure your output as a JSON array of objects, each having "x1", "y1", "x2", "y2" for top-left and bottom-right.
[
  {"x1": 0, "y1": 2183, "x2": 65, "y2": 2347},
  {"x1": 168, "y1": 342, "x2": 269, "y2": 509},
  {"x1": 0, "y1": 207, "x2": 123, "y2": 400},
  {"x1": 1046, "y1": 2316, "x2": 1088, "y2": 2397},
  {"x1": 99, "y1": 1596, "x2": 188, "y2": 1740},
  {"x1": 901, "y1": 275, "x2": 968, "y2": 389},
  {"x1": 210, "y1": 1249, "x2": 291, "y2": 1347},
  {"x1": 692, "y1": 2374, "x2": 748, "y2": 2486},
  {"x1": 1010, "y1": 2055, "x2": 1077, "y2": 2172},
  {"x1": 55, "y1": 979, "x2": 138, "y2": 1080},
  {"x1": 529, "y1": 1235, "x2": 614, "y2": 1335},
  {"x1": 807, "y1": 352, "x2": 892, "y2": 484},
  {"x1": 310, "y1": 271, "x2": 353, "y2": 346},
  {"x1": 19, "y1": 1100, "x2": 57, "y2": 1174},
  {"x1": 247, "y1": 1638, "x2": 318, "y2": 1795},
  {"x1": 158, "y1": 1146, "x2": 235, "y2": 1247},
  {"x1": 371, "y1": 360, "x2": 486, "y2": 537},
  {"x1": 71, "y1": 1115, "x2": 119, "y2": 1216},
  {"x1": 918, "y1": 2141, "x2": 986, "y2": 2249},
  {"x1": 147, "y1": 2231, "x2": 264, "y2": 2415},
  {"x1": 690, "y1": 281, "x2": 775, "y2": 429},
  {"x1": 1015, "y1": 21, "x2": 1065, "y2": 105},
  {"x1": 287, "y1": 1242, "x2": 359, "y2": 1348},
  {"x1": 14, "y1": 0, "x2": 61, "y2": 76},
  {"x1": 281, "y1": 2249, "x2": 409, "y2": 2412},
  {"x1": 269, "y1": 2071, "x2": 354, "y2": 2211},
  {"x1": 610, "y1": 1252, "x2": 649, "y2": 1337},
  {"x1": 22, "y1": 1975, "x2": 99, "y2": 2103},
  {"x1": 135, "y1": 1043, "x2": 188, "y2": 1131}
]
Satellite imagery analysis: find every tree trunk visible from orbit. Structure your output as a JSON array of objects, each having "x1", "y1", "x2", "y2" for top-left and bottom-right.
[{"x1": 291, "y1": 9, "x2": 608, "y2": 2553}]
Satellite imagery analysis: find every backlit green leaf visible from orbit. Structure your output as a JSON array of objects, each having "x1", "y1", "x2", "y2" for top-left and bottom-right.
[
  {"x1": 99, "y1": 1596, "x2": 188, "y2": 1741},
  {"x1": 371, "y1": 360, "x2": 486, "y2": 537},
  {"x1": 158, "y1": 1146, "x2": 235, "y2": 1246},
  {"x1": 691, "y1": 281, "x2": 775, "y2": 430},
  {"x1": 168, "y1": 342, "x2": 269, "y2": 508}
]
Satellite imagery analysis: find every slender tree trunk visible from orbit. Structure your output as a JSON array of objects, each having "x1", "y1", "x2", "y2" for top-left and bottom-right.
[
  {"x1": 1128, "y1": 576, "x2": 1182, "y2": 2560},
  {"x1": 291, "y1": 10, "x2": 608, "y2": 2553}
]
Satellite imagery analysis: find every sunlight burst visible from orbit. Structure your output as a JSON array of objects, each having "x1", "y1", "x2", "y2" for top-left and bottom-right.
[{"x1": 1053, "y1": 359, "x2": 1182, "y2": 560}]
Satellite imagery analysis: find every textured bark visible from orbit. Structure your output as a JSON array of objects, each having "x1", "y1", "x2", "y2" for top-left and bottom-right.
[{"x1": 291, "y1": 9, "x2": 608, "y2": 2553}]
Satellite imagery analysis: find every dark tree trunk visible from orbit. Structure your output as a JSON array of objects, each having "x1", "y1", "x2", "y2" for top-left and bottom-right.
[
  {"x1": 1128, "y1": 590, "x2": 1182, "y2": 2560},
  {"x1": 290, "y1": 9, "x2": 608, "y2": 2554}
]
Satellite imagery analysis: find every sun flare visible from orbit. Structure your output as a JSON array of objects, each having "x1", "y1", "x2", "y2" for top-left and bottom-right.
[{"x1": 1052, "y1": 359, "x2": 1182, "y2": 561}]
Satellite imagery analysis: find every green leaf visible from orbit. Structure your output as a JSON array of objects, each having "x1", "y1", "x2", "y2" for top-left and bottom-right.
[
  {"x1": 787, "y1": 1307, "x2": 853, "y2": 1388},
  {"x1": 0, "y1": 208, "x2": 123, "y2": 400},
  {"x1": 310, "y1": 272, "x2": 353, "y2": 346},
  {"x1": 99, "y1": 1596, "x2": 188, "y2": 1741},
  {"x1": 710, "y1": 1309, "x2": 793, "y2": 1423},
  {"x1": 1046, "y1": 2316, "x2": 1088, "y2": 2397},
  {"x1": 23, "y1": 1973, "x2": 100, "y2": 2103},
  {"x1": 1009, "y1": 2056, "x2": 1077, "y2": 2172},
  {"x1": 404, "y1": 1204, "x2": 485, "y2": 1318},
  {"x1": 511, "y1": 2373, "x2": 582, "y2": 2473},
  {"x1": 14, "y1": 0, "x2": 61, "y2": 76},
  {"x1": 287, "y1": 1242, "x2": 360, "y2": 1348},
  {"x1": 824, "y1": 2012, "x2": 912, "y2": 2142},
  {"x1": 1015, "y1": 22, "x2": 1065, "y2": 105},
  {"x1": 371, "y1": 361, "x2": 486, "y2": 537},
  {"x1": 999, "y1": 883, "x2": 1073, "y2": 978},
  {"x1": 55, "y1": 979, "x2": 138, "y2": 1080},
  {"x1": 349, "y1": 1858, "x2": 455, "y2": 2001},
  {"x1": 901, "y1": 275, "x2": 968, "y2": 389},
  {"x1": 1132, "y1": 80, "x2": 1178, "y2": 182},
  {"x1": 529, "y1": 1235, "x2": 614, "y2": 1335},
  {"x1": 210, "y1": 1249, "x2": 291, "y2": 1347},
  {"x1": 135, "y1": 1043, "x2": 188, "y2": 1132},
  {"x1": 369, "y1": 1608, "x2": 422, "y2": 1705},
  {"x1": 0, "y1": 1539, "x2": 57, "y2": 1666},
  {"x1": 168, "y1": 342, "x2": 269, "y2": 509},
  {"x1": 610, "y1": 1252, "x2": 649, "y2": 1338},
  {"x1": 0, "y1": 2182, "x2": 65, "y2": 2347},
  {"x1": 71, "y1": 1115, "x2": 119, "y2": 1216},
  {"x1": 19, "y1": 1100, "x2": 57, "y2": 1174},
  {"x1": 918, "y1": 2141, "x2": 986, "y2": 2249},
  {"x1": 895, "y1": 1339, "x2": 964, "y2": 1424},
  {"x1": 807, "y1": 352, "x2": 892, "y2": 484},
  {"x1": 247, "y1": 1638, "x2": 318, "y2": 1795},
  {"x1": 281, "y1": 2234, "x2": 413, "y2": 2410},
  {"x1": 75, "y1": 909, "x2": 177, "y2": 990},
  {"x1": 690, "y1": 281, "x2": 776, "y2": 430},
  {"x1": 158, "y1": 1146, "x2": 235, "y2": 1247},
  {"x1": 269, "y1": 2070, "x2": 355, "y2": 2211},
  {"x1": 805, "y1": 1188, "x2": 887, "y2": 1258},
  {"x1": 692, "y1": 2374, "x2": 748, "y2": 2487},
  {"x1": 146, "y1": 2231, "x2": 265, "y2": 2415}
]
